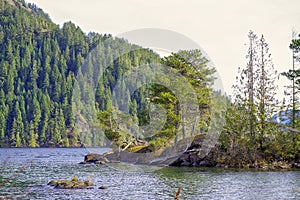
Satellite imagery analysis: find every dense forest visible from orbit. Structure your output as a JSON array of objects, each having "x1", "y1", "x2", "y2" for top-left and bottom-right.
[
  {"x1": 0, "y1": 0, "x2": 216, "y2": 149},
  {"x1": 0, "y1": 0, "x2": 299, "y2": 166},
  {"x1": 0, "y1": 0, "x2": 163, "y2": 147}
]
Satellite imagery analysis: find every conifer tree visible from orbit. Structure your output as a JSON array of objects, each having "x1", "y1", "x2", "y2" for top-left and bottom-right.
[
  {"x1": 11, "y1": 102, "x2": 24, "y2": 147},
  {"x1": 29, "y1": 121, "x2": 38, "y2": 147},
  {"x1": 233, "y1": 31, "x2": 278, "y2": 152}
]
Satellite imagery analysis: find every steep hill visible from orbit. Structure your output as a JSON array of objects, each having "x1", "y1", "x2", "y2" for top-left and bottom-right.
[
  {"x1": 0, "y1": 0, "x2": 161, "y2": 147},
  {"x1": 0, "y1": 0, "x2": 216, "y2": 150}
]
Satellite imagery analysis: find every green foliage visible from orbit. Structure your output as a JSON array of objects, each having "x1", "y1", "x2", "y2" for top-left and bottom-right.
[
  {"x1": 71, "y1": 176, "x2": 77, "y2": 182},
  {"x1": 0, "y1": 1, "x2": 165, "y2": 147},
  {"x1": 96, "y1": 49, "x2": 216, "y2": 152},
  {"x1": 157, "y1": 50, "x2": 216, "y2": 143},
  {"x1": 232, "y1": 31, "x2": 277, "y2": 147},
  {"x1": 29, "y1": 122, "x2": 38, "y2": 147},
  {"x1": 217, "y1": 31, "x2": 299, "y2": 166},
  {"x1": 148, "y1": 138, "x2": 166, "y2": 152},
  {"x1": 0, "y1": 1, "x2": 76, "y2": 147},
  {"x1": 104, "y1": 129, "x2": 121, "y2": 142},
  {"x1": 280, "y1": 32, "x2": 300, "y2": 158}
]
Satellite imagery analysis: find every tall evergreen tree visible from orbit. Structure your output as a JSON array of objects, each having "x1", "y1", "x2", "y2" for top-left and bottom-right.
[
  {"x1": 281, "y1": 32, "x2": 300, "y2": 129},
  {"x1": 255, "y1": 35, "x2": 278, "y2": 150},
  {"x1": 232, "y1": 31, "x2": 278, "y2": 153},
  {"x1": 10, "y1": 102, "x2": 24, "y2": 147},
  {"x1": 281, "y1": 31, "x2": 300, "y2": 158},
  {"x1": 29, "y1": 121, "x2": 38, "y2": 147}
]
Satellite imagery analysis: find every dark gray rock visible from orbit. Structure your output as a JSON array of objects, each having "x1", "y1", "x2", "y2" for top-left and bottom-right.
[
  {"x1": 292, "y1": 162, "x2": 300, "y2": 168},
  {"x1": 99, "y1": 185, "x2": 108, "y2": 189},
  {"x1": 169, "y1": 134, "x2": 217, "y2": 167},
  {"x1": 83, "y1": 153, "x2": 109, "y2": 164}
]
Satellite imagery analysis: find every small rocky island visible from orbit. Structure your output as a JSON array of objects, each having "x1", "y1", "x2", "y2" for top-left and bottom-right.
[
  {"x1": 80, "y1": 134, "x2": 215, "y2": 166},
  {"x1": 81, "y1": 133, "x2": 300, "y2": 170}
]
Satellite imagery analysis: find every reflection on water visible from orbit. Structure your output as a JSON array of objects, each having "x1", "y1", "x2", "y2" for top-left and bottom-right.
[{"x1": 0, "y1": 148, "x2": 299, "y2": 199}]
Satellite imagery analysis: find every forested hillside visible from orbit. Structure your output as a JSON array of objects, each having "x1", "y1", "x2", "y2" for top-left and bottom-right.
[
  {"x1": 0, "y1": 0, "x2": 164, "y2": 147},
  {"x1": 0, "y1": 0, "x2": 217, "y2": 148},
  {"x1": 1, "y1": 0, "x2": 298, "y2": 169}
]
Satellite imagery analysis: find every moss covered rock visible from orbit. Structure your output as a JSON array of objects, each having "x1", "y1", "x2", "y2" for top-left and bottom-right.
[{"x1": 48, "y1": 178, "x2": 93, "y2": 189}]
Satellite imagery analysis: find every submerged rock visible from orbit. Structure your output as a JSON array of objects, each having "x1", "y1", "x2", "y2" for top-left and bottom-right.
[
  {"x1": 48, "y1": 178, "x2": 93, "y2": 189},
  {"x1": 293, "y1": 188, "x2": 300, "y2": 192},
  {"x1": 99, "y1": 185, "x2": 108, "y2": 189}
]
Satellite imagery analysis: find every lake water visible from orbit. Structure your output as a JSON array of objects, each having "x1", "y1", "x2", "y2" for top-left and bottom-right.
[{"x1": 0, "y1": 148, "x2": 299, "y2": 200}]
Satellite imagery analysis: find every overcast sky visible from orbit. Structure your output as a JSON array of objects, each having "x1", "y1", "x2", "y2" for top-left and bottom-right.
[{"x1": 25, "y1": 0, "x2": 300, "y2": 98}]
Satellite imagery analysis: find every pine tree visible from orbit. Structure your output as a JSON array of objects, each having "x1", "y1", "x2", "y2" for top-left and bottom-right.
[
  {"x1": 255, "y1": 35, "x2": 277, "y2": 150},
  {"x1": 29, "y1": 121, "x2": 38, "y2": 147},
  {"x1": 0, "y1": 0, "x2": 171, "y2": 147},
  {"x1": 32, "y1": 95, "x2": 41, "y2": 134},
  {"x1": 57, "y1": 108, "x2": 67, "y2": 146},
  {"x1": 39, "y1": 93, "x2": 50, "y2": 145},
  {"x1": 233, "y1": 31, "x2": 278, "y2": 153},
  {"x1": 10, "y1": 102, "x2": 24, "y2": 147},
  {"x1": 161, "y1": 49, "x2": 215, "y2": 138},
  {"x1": 281, "y1": 31, "x2": 300, "y2": 158},
  {"x1": 281, "y1": 32, "x2": 300, "y2": 129},
  {"x1": 0, "y1": 112, "x2": 5, "y2": 146}
]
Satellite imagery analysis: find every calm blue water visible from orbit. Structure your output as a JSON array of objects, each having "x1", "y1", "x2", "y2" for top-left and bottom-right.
[{"x1": 0, "y1": 148, "x2": 299, "y2": 199}]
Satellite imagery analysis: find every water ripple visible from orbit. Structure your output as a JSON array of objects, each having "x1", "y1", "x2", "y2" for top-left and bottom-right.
[{"x1": 0, "y1": 148, "x2": 299, "y2": 199}]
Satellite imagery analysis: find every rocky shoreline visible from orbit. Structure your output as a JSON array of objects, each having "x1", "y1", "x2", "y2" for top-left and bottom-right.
[
  {"x1": 80, "y1": 133, "x2": 300, "y2": 171},
  {"x1": 81, "y1": 152, "x2": 300, "y2": 171}
]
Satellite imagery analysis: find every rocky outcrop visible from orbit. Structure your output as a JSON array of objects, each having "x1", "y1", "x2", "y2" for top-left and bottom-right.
[
  {"x1": 169, "y1": 151, "x2": 217, "y2": 167},
  {"x1": 81, "y1": 134, "x2": 214, "y2": 166},
  {"x1": 169, "y1": 134, "x2": 217, "y2": 167},
  {"x1": 48, "y1": 179, "x2": 93, "y2": 189},
  {"x1": 169, "y1": 134, "x2": 300, "y2": 169},
  {"x1": 292, "y1": 160, "x2": 300, "y2": 169},
  {"x1": 79, "y1": 153, "x2": 110, "y2": 164},
  {"x1": 169, "y1": 152, "x2": 200, "y2": 167},
  {"x1": 270, "y1": 161, "x2": 291, "y2": 170},
  {"x1": 81, "y1": 134, "x2": 300, "y2": 170},
  {"x1": 248, "y1": 161, "x2": 292, "y2": 170}
]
